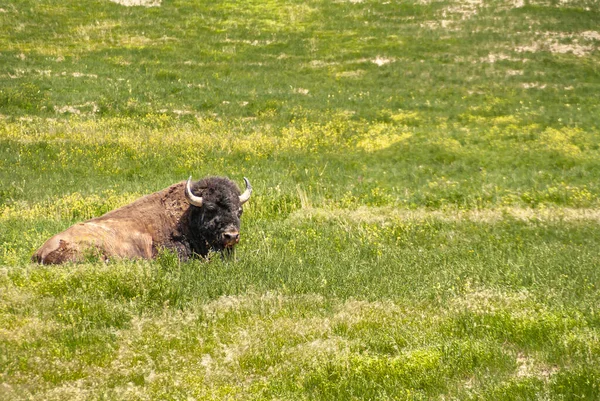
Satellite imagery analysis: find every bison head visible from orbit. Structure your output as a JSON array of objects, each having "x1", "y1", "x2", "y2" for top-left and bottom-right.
[{"x1": 184, "y1": 176, "x2": 252, "y2": 257}]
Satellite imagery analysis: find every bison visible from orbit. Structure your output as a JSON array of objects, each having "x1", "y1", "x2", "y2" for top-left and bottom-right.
[{"x1": 32, "y1": 176, "x2": 252, "y2": 264}]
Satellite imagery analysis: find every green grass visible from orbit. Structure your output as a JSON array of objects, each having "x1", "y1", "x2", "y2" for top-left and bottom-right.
[{"x1": 1, "y1": 0, "x2": 600, "y2": 399}]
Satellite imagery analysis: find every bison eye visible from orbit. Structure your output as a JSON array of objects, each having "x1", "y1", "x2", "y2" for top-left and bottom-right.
[{"x1": 238, "y1": 208, "x2": 243, "y2": 217}]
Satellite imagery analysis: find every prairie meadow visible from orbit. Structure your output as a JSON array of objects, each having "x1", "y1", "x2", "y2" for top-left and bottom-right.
[{"x1": 1, "y1": 0, "x2": 600, "y2": 399}]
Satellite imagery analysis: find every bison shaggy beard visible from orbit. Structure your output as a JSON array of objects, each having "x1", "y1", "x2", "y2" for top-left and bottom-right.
[{"x1": 32, "y1": 176, "x2": 251, "y2": 264}]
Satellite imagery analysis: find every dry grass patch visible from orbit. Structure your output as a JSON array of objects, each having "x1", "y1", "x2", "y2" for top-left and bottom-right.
[
  {"x1": 371, "y1": 56, "x2": 395, "y2": 66},
  {"x1": 522, "y1": 82, "x2": 547, "y2": 89},
  {"x1": 109, "y1": 0, "x2": 161, "y2": 6},
  {"x1": 450, "y1": 288, "x2": 532, "y2": 314},
  {"x1": 515, "y1": 352, "x2": 558, "y2": 381},
  {"x1": 289, "y1": 206, "x2": 600, "y2": 224},
  {"x1": 480, "y1": 53, "x2": 527, "y2": 63},
  {"x1": 516, "y1": 31, "x2": 600, "y2": 57}
]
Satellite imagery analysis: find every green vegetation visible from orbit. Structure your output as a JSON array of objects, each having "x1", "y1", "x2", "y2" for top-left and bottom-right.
[{"x1": 1, "y1": 0, "x2": 600, "y2": 399}]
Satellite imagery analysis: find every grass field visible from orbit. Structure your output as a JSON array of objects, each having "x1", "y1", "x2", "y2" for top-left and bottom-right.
[{"x1": 1, "y1": 0, "x2": 600, "y2": 399}]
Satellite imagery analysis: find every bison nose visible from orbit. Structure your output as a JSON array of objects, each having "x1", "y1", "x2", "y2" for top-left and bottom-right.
[{"x1": 223, "y1": 231, "x2": 240, "y2": 245}]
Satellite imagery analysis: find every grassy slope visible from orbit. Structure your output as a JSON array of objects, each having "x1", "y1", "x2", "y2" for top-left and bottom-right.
[{"x1": 1, "y1": 0, "x2": 600, "y2": 399}]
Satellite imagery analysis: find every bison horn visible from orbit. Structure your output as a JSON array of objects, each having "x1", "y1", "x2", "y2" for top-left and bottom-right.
[
  {"x1": 239, "y1": 177, "x2": 252, "y2": 204},
  {"x1": 185, "y1": 176, "x2": 203, "y2": 207}
]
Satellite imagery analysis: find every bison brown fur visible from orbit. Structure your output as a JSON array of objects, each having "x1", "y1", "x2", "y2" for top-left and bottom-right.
[{"x1": 32, "y1": 176, "x2": 252, "y2": 264}]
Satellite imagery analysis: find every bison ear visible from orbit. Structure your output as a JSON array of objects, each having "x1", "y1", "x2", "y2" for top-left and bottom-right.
[
  {"x1": 185, "y1": 176, "x2": 204, "y2": 207},
  {"x1": 239, "y1": 177, "x2": 252, "y2": 204}
]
